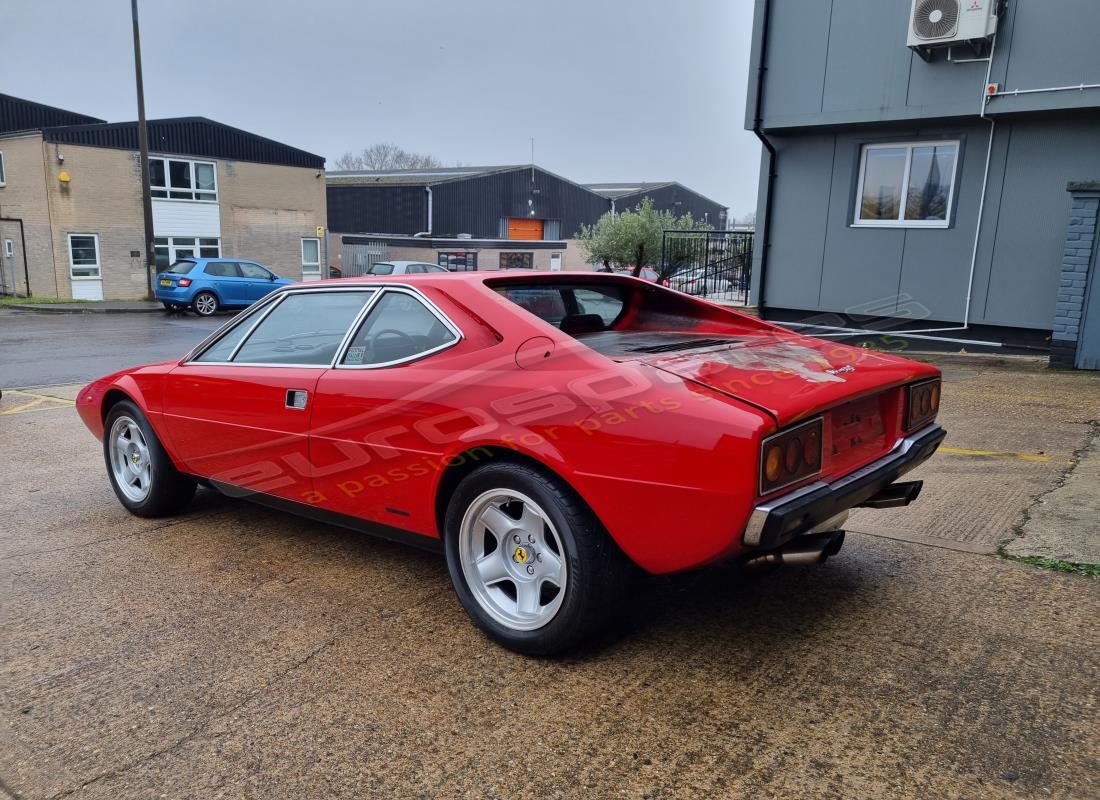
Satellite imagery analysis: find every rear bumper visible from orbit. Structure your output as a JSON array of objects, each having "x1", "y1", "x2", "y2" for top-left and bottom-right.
[
  {"x1": 154, "y1": 286, "x2": 195, "y2": 302},
  {"x1": 743, "y1": 423, "x2": 946, "y2": 550}
]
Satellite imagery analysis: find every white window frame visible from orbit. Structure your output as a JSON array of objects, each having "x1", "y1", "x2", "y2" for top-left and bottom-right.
[
  {"x1": 154, "y1": 237, "x2": 221, "y2": 268},
  {"x1": 852, "y1": 140, "x2": 960, "y2": 229},
  {"x1": 149, "y1": 155, "x2": 218, "y2": 202},
  {"x1": 0, "y1": 150, "x2": 6, "y2": 186},
  {"x1": 301, "y1": 237, "x2": 321, "y2": 275},
  {"x1": 67, "y1": 233, "x2": 102, "y2": 280}
]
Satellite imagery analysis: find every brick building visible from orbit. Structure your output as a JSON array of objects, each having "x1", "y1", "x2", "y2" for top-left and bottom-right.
[{"x1": 0, "y1": 94, "x2": 326, "y2": 300}]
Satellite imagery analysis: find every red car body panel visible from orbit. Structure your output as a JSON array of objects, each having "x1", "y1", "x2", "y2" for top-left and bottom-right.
[{"x1": 77, "y1": 272, "x2": 941, "y2": 574}]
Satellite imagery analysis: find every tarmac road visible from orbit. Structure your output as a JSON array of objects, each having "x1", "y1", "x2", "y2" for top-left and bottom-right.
[
  {"x1": 1, "y1": 321, "x2": 1098, "y2": 798},
  {"x1": 0, "y1": 308, "x2": 223, "y2": 388}
]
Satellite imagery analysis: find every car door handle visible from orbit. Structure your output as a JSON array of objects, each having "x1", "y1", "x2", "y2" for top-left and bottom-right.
[{"x1": 286, "y1": 389, "x2": 309, "y2": 410}]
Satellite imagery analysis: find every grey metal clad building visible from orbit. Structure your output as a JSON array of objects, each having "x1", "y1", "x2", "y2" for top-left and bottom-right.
[
  {"x1": 327, "y1": 165, "x2": 609, "y2": 240},
  {"x1": 746, "y1": 0, "x2": 1100, "y2": 359},
  {"x1": 326, "y1": 165, "x2": 729, "y2": 274},
  {"x1": 584, "y1": 182, "x2": 728, "y2": 228}
]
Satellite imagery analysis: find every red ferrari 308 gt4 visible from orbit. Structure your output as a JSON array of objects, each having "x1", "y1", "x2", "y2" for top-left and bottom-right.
[{"x1": 78, "y1": 273, "x2": 944, "y2": 654}]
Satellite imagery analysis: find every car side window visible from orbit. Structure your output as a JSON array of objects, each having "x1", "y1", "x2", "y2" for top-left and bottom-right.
[
  {"x1": 341, "y1": 291, "x2": 458, "y2": 366},
  {"x1": 233, "y1": 291, "x2": 375, "y2": 365},
  {"x1": 239, "y1": 262, "x2": 271, "y2": 280},
  {"x1": 192, "y1": 313, "x2": 257, "y2": 362},
  {"x1": 204, "y1": 262, "x2": 241, "y2": 278},
  {"x1": 407, "y1": 264, "x2": 425, "y2": 274},
  {"x1": 368, "y1": 263, "x2": 395, "y2": 275}
]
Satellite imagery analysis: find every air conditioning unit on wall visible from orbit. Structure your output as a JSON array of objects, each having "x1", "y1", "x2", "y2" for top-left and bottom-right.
[{"x1": 907, "y1": 0, "x2": 1000, "y2": 59}]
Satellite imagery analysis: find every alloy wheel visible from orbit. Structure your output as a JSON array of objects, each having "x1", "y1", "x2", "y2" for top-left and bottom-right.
[
  {"x1": 108, "y1": 416, "x2": 152, "y2": 503},
  {"x1": 194, "y1": 294, "x2": 217, "y2": 316},
  {"x1": 458, "y1": 489, "x2": 568, "y2": 631}
]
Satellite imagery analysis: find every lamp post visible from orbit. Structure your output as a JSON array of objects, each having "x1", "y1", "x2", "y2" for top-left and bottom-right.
[{"x1": 131, "y1": 0, "x2": 156, "y2": 300}]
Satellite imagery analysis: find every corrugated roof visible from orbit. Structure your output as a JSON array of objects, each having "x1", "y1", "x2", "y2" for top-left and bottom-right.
[
  {"x1": 583, "y1": 181, "x2": 676, "y2": 199},
  {"x1": 326, "y1": 165, "x2": 526, "y2": 186},
  {"x1": 40, "y1": 116, "x2": 325, "y2": 169},
  {"x1": 0, "y1": 93, "x2": 105, "y2": 134}
]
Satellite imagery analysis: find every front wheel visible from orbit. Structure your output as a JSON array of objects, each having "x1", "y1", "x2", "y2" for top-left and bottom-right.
[
  {"x1": 192, "y1": 291, "x2": 218, "y2": 316},
  {"x1": 104, "y1": 400, "x2": 196, "y2": 517},
  {"x1": 444, "y1": 463, "x2": 630, "y2": 655}
]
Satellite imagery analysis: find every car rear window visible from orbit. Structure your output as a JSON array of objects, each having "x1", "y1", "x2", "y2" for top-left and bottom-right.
[
  {"x1": 166, "y1": 260, "x2": 197, "y2": 274},
  {"x1": 494, "y1": 284, "x2": 626, "y2": 332}
]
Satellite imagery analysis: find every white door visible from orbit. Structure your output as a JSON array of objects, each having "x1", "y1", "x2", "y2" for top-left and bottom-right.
[
  {"x1": 68, "y1": 234, "x2": 104, "y2": 300},
  {"x1": 550, "y1": 252, "x2": 562, "y2": 272}
]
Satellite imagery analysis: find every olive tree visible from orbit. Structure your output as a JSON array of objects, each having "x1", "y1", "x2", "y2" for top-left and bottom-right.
[{"x1": 577, "y1": 197, "x2": 710, "y2": 280}]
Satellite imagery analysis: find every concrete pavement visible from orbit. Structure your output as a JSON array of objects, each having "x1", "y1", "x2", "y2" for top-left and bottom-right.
[{"x1": 1, "y1": 363, "x2": 1098, "y2": 798}]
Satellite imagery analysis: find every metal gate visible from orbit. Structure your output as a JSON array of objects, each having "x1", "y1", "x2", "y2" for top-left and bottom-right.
[
  {"x1": 660, "y1": 229, "x2": 753, "y2": 305},
  {"x1": 340, "y1": 241, "x2": 388, "y2": 277}
]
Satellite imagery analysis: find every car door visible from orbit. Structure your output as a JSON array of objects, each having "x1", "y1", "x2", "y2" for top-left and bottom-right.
[
  {"x1": 160, "y1": 288, "x2": 377, "y2": 504},
  {"x1": 203, "y1": 261, "x2": 245, "y2": 305},
  {"x1": 238, "y1": 262, "x2": 277, "y2": 303},
  {"x1": 307, "y1": 288, "x2": 465, "y2": 533}
]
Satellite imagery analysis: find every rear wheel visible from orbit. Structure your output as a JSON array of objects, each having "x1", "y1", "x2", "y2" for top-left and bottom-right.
[
  {"x1": 104, "y1": 400, "x2": 195, "y2": 517},
  {"x1": 192, "y1": 291, "x2": 218, "y2": 317},
  {"x1": 444, "y1": 462, "x2": 629, "y2": 655}
]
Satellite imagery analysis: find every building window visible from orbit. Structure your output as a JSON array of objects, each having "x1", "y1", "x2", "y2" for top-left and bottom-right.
[
  {"x1": 438, "y1": 251, "x2": 478, "y2": 271},
  {"x1": 149, "y1": 157, "x2": 217, "y2": 201},
  {"x1": 3, "y1": 239, "x2": 13, "y2": 258},
  {"x1": 68, "y1": 234, "x2": 101, "y2": 279},
  {"x1": 154, "y1": 236, "x2": 220, "y2": 269},
  {"x1": 301, "y1": 237, "x2": 321, "y2": 276},
  {"x1": 500, "y1": 252, "x2": 534, "y2": 270},
  {"x1": 853, "y1": 140, "x2": 959, "y2": 228},
  {"x1": 0, "y1": 151, "x2": 6, "y2": 186}
]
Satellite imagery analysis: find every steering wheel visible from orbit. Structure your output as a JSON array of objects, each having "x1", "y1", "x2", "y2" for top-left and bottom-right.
[
  {"x1": 372, "y1": 329, "x2": 416, "y2": 345},
  {"x1": 366, "y1": 328, "x2": 416, "y2": 359}
]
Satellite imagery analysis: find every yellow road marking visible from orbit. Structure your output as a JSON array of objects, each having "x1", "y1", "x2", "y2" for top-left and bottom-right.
[
  {"x1": 0, "y1": 389, "x2": 75, "y2": 415},
  {"x1": 939, "y1": 446, "x2": 1050, "y2": 463}
]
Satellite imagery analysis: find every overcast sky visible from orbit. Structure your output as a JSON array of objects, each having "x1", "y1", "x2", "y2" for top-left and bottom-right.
[{"x1": 2, "y1": 0, "x2": 760, "y2": 218}]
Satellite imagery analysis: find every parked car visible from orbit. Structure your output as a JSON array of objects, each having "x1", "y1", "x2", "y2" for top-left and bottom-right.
[
  {"x1": 155, "y1": 258, "x2": 293, "y2": 316},
  {"x1": 669, "y1": 268, "x2": 737, "y2": 296},
  {"x1": 77, "y1": 273, "x2": 944, "y2": 654},
  {"x1": 610, "y1": 266, "x2": 660, "y2": 282},
  {"x1": 366, "y1": 261, "x2": 448, "y2": 276}
]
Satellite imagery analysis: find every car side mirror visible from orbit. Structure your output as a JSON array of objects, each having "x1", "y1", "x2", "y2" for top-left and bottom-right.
[{"x1": 270, "y1": 273, "x2": 277, "y2": 281}]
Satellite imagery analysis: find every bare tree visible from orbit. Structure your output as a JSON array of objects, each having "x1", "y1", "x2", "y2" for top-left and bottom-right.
[
  {"x1": 361, "y1": 142, "x2": 405, "y2": 169},
  {"x1": 333, "y1": 151, "x2": 365, "y2": 170},
  {"x1": 332, "y1": 143, "x2": 446, "y2": 171}
]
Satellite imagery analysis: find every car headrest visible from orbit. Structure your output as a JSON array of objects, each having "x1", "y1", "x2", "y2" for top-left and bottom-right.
[{"x1": 559, "y1": 314, "x2": 605, "y2": 335}]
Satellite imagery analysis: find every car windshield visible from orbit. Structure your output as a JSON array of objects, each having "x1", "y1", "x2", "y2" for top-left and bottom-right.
[{"x1": 166, "y1": 260, "x2": 197, "y2": 274}]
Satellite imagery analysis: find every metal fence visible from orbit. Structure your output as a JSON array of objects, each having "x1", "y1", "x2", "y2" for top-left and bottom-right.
[
  {"x1": 660, "y1": 229, "x2": 754, "y2": 305},
  {"x1": 340, "y1": 241, "x2": 389, "y2": 277}
]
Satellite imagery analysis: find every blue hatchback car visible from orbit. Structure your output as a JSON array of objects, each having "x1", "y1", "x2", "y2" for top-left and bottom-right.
[{"x1": 155, "y1": 258, "x2": 293, "y2": 316}]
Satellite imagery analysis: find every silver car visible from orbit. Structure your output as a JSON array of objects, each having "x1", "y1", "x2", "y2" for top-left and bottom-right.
[{"x1": 366, "y1": 261, "x2": 448, "y2": 276}]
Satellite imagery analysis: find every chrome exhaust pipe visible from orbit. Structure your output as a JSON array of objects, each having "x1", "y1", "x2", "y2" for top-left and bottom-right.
[{"x1": 742, "y1": 531, "x2": 845, "y2": 569}]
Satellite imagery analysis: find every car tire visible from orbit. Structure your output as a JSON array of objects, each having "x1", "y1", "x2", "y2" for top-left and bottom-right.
[
  {"x1": 192, "y1": 291, "x2": 219, "y2": 317},
  {"x1": 444, "y1": 462, "x2": 630, "y2": 655},
  {"x1": 103, "y1": 400, "x2": 196, "y2": 518}
]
